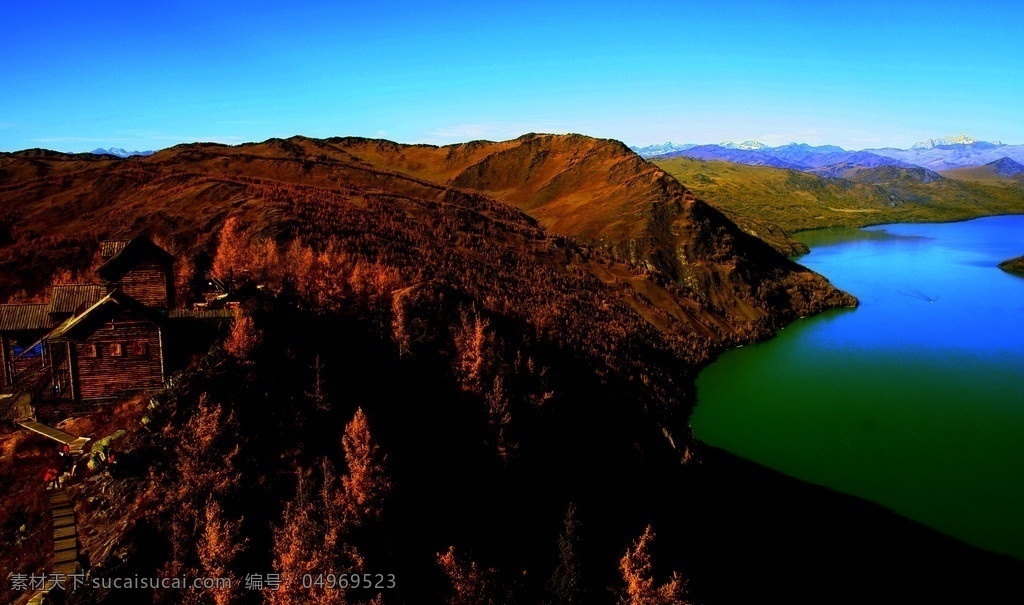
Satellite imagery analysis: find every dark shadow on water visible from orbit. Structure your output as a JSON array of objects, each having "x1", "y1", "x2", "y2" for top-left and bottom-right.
[
  {"x1": 676, "y1": 446, "x2": 1024, "y2": 605},
  {"x1": 794, "y1": 227, "x2": 930, "y2": 252}
]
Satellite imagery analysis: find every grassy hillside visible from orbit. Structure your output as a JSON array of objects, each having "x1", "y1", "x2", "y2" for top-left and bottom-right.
[
  {"x1": 943, "y1": 165, "x2": 1024, "y2": 188},
  {"x1": 654, "y1": 157, "x2": 1024, "y2": 233}
]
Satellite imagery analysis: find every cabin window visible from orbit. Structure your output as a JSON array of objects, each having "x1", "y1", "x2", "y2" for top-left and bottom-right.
[
  {"x1": 132, "y1": 341, "x2": 148, "y2": 356},
  {"x1": 108, "y1": 343, "x2": 123, "y2": 357},
  {"x1": 12, "y1": 342, "x2": 43, "y2": 358},
  {"x1": 82, "y1": 344, "x2": 98, "y2": 358}
]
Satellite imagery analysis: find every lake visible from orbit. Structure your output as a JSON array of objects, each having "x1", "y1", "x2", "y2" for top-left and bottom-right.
[{"x1": 691, "y1": 215, "x2": 1024, "y2": 559}]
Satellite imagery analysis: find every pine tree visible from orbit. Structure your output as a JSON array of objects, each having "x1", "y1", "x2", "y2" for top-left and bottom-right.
[
  {"x1": 270, "y1": 470, "x2": 345, "y2": 605},
  {"x1": 211, "y1": 216, "x2": 250, "y2": 283},
  {"x1": 437, "y1": 546, "x2": 496, "y2": 605},
  {"x1": 196, "y1": 498, "x2": 247, "y2": 605},
  {"x1": 453, "y1": 311, "x2": 490, "y2": 394},
  {"x1": 619, "y1": 525, "x2": 690, "y2": 605},
  {"x1": 547, "y1": 503, "x2": 585, "y2": 605},
  {"x1": 341, "y1": 408, "x2": 390, "y2": 527},
  {"x1": 485, "y1": 373, "x2": 516, "y2": 462},
  {"x1": 224, "y1": 308, "x2": 261, "y2": 359}
]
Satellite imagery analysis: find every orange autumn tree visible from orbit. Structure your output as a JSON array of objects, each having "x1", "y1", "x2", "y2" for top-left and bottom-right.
[
  {"x1": 196, "y1": 498, "x2": 247, "y2": 605},
  {"x1": 619, "y1": 526, "x2": 690, "y2": 605},
  {"x1": 211, "y1": 217, "x2": 251, "y2": 283},
  {"x1": 211, "y1": 216, "x2": 279, "y2": 286},
  {"x1": 453, "y1": 311, "x2": 492, "y2": 395},
  {"x1": 224, "y1": 308, "x2": 261, "y2": 359},
  {"x1": 270, "y1": 469, "x2": 346, "y2": 605},
  {"x1": 341, "y1": 407, "x2": 390, "y2": 527},
  {"x1": 436, "y1": 546, "x2": 498, "y2": 605}
]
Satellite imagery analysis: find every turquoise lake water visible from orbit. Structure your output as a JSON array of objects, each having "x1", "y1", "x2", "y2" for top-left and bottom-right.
[{"x1": 691, "y1": 215, "x2": 1024, "y2": 559}]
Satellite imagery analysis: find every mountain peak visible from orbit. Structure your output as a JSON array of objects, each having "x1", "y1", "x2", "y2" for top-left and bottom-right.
[
  {"x1": 629, "y1": 142, "x2": 697, "y2": 157},
  {"x1": 912, "y1": 134, "x2": 977, "y2": 149},
  {"x1": 985, "y1": 156, "x2": 1024, "y2": 177},
  {"x1": 91, "y1": 147, "x2": 155, "y2": 158},
  {"x1": 720, "y1": 140, "x2": 767, "y2": 151}
]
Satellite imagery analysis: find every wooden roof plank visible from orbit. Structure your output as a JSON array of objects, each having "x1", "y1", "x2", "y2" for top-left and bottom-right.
[
  {"x1": 0, "y1": 304, "x2": 51, "y2": 332},
  {"x1": 47, "y1": 284, "x2": 107, "y2": 316}
]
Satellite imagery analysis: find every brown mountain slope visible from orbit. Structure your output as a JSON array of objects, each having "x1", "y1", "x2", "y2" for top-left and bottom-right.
[
  {"x1": 273, "y1": 134, "x2": 855, "y2": 333},
  {"x1": 8, "y1": 137, "x2": 1024, "y2": 605},
  {"x1": 0, "y1": 134, "x2": 852, "y2": 348}
]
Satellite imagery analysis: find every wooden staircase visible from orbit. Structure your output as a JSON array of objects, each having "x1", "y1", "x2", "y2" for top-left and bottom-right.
[
  {"x1": 50, "y1": 489, "x2": 79, "y2": 577},
  {"x1": 24, "y1": 489, "x2": 80, "y2": 605}
]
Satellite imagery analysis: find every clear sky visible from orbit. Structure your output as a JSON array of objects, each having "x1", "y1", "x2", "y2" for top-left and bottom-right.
[{"x1": 2, "y1": 1, "x2": 1022, "y2": 152}]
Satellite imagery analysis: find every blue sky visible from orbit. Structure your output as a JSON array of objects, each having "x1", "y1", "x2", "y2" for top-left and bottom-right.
[{"x1": 2, "y1": 1, "x2": 1022, "y2": 152}]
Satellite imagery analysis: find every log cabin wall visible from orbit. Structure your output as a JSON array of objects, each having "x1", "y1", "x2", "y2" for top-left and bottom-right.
[
  {"x1": 0, "y1": 335, "x2": 8, "y2": 388},
  {"x1": 73, "y1": 320, "x2": 164, "y2": 400},
  {"x1": 47, "y1": 341, "x2": 75, "y2": 401},
  {"x1": 3, "y1": 333, "x2": 47, "y2": 388},
  {"x1": 119, "y1": 261, "x2": 173, "y2": 309}
]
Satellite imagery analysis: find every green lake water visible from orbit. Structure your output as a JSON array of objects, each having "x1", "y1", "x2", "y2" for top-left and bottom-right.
[{"x1": 691, "y1": 215, "x2": 1024, "y2": 559}]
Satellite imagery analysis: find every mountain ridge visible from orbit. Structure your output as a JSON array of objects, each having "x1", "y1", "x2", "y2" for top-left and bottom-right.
[
  {"x1": 0, "y1": 133, "x2": 854, "y2": 348},
  {"x1": 90, "y1": 147, "x2": 155, "y2": 158},
  {"x1": 631, "y1": 136, "x2": 1024, "y2": 171},
  {"x1": 653, "y1": 156, "x2": 1024, "y2": 233}
]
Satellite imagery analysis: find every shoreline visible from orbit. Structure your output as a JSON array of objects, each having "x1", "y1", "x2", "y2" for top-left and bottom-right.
[
  {"x1": 684, "y1": 213, "x2": 1024, "y2": 585},
  {"x1": 790, "y1": 209, "x2": 1024, "y2": 236}
]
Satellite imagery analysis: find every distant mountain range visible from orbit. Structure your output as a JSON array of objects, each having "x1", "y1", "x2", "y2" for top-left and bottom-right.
[
  {"x1": 631, "y1": 135, "x2": 1024, "y2": 173},
  {"x1": 90, "y1": 147, "x2": 155, "y2": 158}
]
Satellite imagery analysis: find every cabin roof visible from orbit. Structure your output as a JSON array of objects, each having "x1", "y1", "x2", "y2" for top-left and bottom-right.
[
  {"x1": 45, "y1": 291, "x2": 159, "y2": 340},
  {"x1": 100, "y1": 240, "x2": 131, "y2": 260},
  {"x1": 47, "y1": 285, "x2": 107, "y2": 316},
  {"x1": 97, "y1": 237, "x2": 174, "y2": 280},
  {"x1": 0, "y1": 304, "x2": 51, "y2": 332}
]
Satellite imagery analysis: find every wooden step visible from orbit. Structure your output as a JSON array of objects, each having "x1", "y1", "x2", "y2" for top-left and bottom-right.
[
  {"x1": 55, "y1": 549, "x2": 78, "y2": 564},
  {"x1": 54, "y1": 536, "x2": 78, "y2": 552},
  {"x1": 53, "y1": 508, "x2": 75, "y2": 520},
  {"x1": 54, "y1": 525, "x2": 76, "y2": 540},
  {"x1": 54, "y1": 561, "x2": 78, "y2": 576},
  {"x1": 54, "y1": 515, "x2": 75, "y2": 529},
  {"x1": 48, "y1": 493, "x2": 71, "y2": 506}
]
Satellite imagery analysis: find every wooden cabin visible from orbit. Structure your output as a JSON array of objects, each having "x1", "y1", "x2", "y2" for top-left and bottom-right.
[
  {"x1": 45, "y1": 291, "x2": 165, "y2": 400},
  {"x1": 96, "y1": 238, "x2": 175, "y2": 309},
  {"x1": 0, "y1": 236, "x2": 175, "y2": 410}
]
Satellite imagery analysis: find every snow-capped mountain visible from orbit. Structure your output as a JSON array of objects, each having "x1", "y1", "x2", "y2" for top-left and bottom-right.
[
  {"x1": 632, "y1": 135, "x2": 1024, "y2": 172},
  {"x1": 628, "y1": 142, "x2": 697, "y2": 157},
  {"x1": 90, "y1": 147, "x2": 155, "y2": 158},
  {"x1": 865, "y1": 137, "x2": 1024, "y2": 171},
  {"x1": 720, "y1": 140, "x2": 767, "y2": 151},
  {"x1": 911, "y1": 134, "x2": 979, "y2": 149}
]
